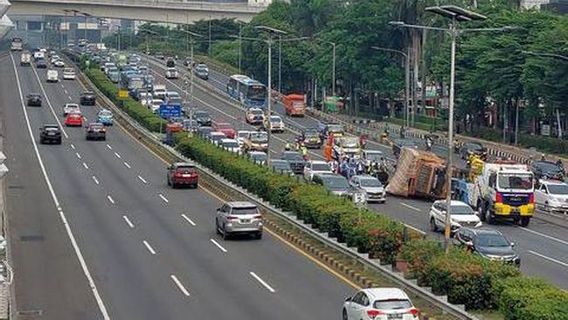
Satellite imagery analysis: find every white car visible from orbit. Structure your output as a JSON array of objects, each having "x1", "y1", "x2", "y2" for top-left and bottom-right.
[
  {"x1": 349, "y1": 175, "x2": 386, "y2": 203},
  {"x1": 209, "y1": 132, "x2": 227, "y2": 146},
  {"x1": 46, "y1": 69, "x2": 59, "y2": 82},
  {"x1": 535, "y1": 179, "x2": 568, "y2": 214},
  {"x1": 428, "y1": 200, "x2": 481, "y2": 234},
  {"x1": 245, "y1": 108, "x2": 265, "y2": 124},
  {"x1": 248, "y1": 151, "x2": 267, "y2": 165},
  {"x1": 50, "y1": 56, "x2": 60, "y2": 64},
  {"x1": 150, "y1": 99, "x2": 164, "y2": 113},
  {"x1": 303, "y1": 160, "x2": 333, "y2": 181},
  {"x1": 220, "y1": 139, "x2": 241, "y2": 154},
  {"x1": 263, "y1": 115, "x2": 284, "y2": 133},
  {"x1": 343, "y1": 288, "x2": 419, "y2": 320},
  {"x1": 62, "y1": 68, "x2": 75, "y2": 80},
  {"x1": 53, "y1": 60, "x2": 65, "y2": 68},
  {"x1": 237, "y1": 130, "x2": 251, "y2": 147},
  {"x1": 63, "y1": 103, "x2": 80, "y2": 116},
  {"x1": 165, "y1": 67, "x2": 179, "y2": 79}
]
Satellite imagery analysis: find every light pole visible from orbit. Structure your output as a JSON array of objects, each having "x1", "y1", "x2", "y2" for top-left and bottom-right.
[
  {"x1": 278, "y1": 35, "x2": 282, "y2": 93},
  {"x1": 81, "y1": 12, "x2": 91, "y2": 43},
  {"x1": 372, "y1": 46, "x2": 409, "y2": 127},
  {"x1": 314, "y1": 39, "x2": 337, "y2": 98},
  {"x1": 179, "y1": 29, "x2": 204, "y2": 126},
  {"x1": 237, "y1": 21, "x2": 244, "y2": 73},
  {"x1": 390, "y1": 5, "x2": 515, "y2": 252}
]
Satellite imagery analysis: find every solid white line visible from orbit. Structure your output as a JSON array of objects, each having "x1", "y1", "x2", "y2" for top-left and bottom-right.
[
  {"x1": 106, "y1": 144, "x2": 112, "y2": 150},
  {"x1": 10, "y1": 53, "x2": 110, "y2": 319},
  {"x1": 123, "y1": 162, "x2": 131, "y2": 169},
  {"x1": 249, "y1": 272, "x2": 276, "y2": 293},
  {"x1": 528, "y1": 250, "x2": 568, "y2": 268},
  {"x1": 68, "y1": 95, "x2": 73, "y2": 100},
  {"x1": 75, "y1": 152, "x2": 82, "y2": 159},
  {"x1": 92, "y1": 176, "x2": 99, "y2": 185},
  {"x1": 114, "y1": 152, "x2": 121, "y2": 159},
  {"x1": 181, "y1": 214, "x2": 196, "y2": 226},
  {"x1": 401, "y1": 203, "x2": 422, "y2": 212},
  {"x1": 82, "y1": 162, "x2": 89, "y2": 169},
  {"x1": 210, "y1": 239, "x2": 228, "y2": 253},
  {"x1": 142, "y1": 240, "x2": 157, "y2": 255},
  {"x1": 64, "y1": 88, "x2": 69, "y2": 94},
  {"x1": 520, "y1": 227, "x2": 568, "y2": 246},
  {"x1": 70, "y1": 144, "x2": 75, "y2": 150},
  {"x1": 107, "y1": 195, "x2": 115, "y2": 204},
  {"x1": 137, "y1": 175, "x2": 148, "y2": 184},
  {"x1": 158, "y1": 194, "x2": 169, "y2": 203},
  {"x1": 122, "y1": 215, "x2": 134, "y2": 229},
  {"x1": 170, "y1": 275, "x2": 191, "y2": 297}
]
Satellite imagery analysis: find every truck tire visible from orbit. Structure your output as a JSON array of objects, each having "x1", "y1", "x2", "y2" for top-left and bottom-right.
[
  {"x1": 520, "y1": 217, "x2": 530, "y2": 227},
  {"x1": 480, "y1": 202, "x2": 487, "y2": 221},
  {"x1": 486, "y1": 209, "x2": 495, "y2": 225},
  {"x1": 430, "y1": 217, "x2": 438, "y2": 232}
]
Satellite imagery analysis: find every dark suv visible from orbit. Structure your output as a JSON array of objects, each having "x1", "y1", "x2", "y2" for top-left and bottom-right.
[
  {"x1": 192, "y1": 110, "x2": 212, "y2": 126},
  {"x1": 26, "y1": 93, "x2": 42, "y2": 107},
  {"x1": 455, "y1": 227, "x2": 520, "y2": 267},
  {"x1": 39, "y1": 124, "x2": 62, "y2": 144},
  {"x1": 167, "y1": 162, "x2": 199, "y2": 188},
  {"x1": 85, "y1": 123, "x2": 106, "y2": 141},
  {"x1": 280, "y1": 151, "x2": 306, "y2": 174},
  {"x1": 80, "y1": 91, "x2": 96, "y2": 106}
]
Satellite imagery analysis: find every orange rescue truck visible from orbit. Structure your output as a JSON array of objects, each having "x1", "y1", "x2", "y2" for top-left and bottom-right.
[{"x1": 282, "y1": 94, "x2": 306, "y2": 117}]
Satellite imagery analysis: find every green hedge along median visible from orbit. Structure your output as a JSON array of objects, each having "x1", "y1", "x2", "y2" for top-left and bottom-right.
[{"x1": 82, "y1": 56, "x2": 568, "y2": 316}]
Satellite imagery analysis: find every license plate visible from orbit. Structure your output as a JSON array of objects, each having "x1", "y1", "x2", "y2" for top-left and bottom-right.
[
  {"x1": 511, "y1": 208, "x2": 519, "y2": 213},
  {"x1": 241, "y1": 219, "x2": 250, "y2": 224},
  {"x1": 387, "y1": 314, "x2": 402, "y2": 319},
  {"x1": 182, "y1": 174, "x2": 191, "y2": 178},
  {"x1": 48, "y1": 133, "x2": 55, "y2": 136}
]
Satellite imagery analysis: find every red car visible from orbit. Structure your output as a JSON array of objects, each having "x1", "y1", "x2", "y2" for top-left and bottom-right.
[
  {"x1": 212, "y1": 121, "x2": 236, "y2": 139},
  {"x1": 65, "y1": 113, "x2": 83, "y2": 127},
  {"x1": 167, "y1": 162, "x2": 198, "y2": 188}
]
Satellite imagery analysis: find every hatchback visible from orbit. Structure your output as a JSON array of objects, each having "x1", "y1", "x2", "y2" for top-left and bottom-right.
[{"x1": 343, "y1": 288, "x2": 419, "y2": 320}]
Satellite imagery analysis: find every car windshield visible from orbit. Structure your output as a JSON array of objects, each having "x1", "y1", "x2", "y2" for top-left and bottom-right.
[
  {"x1": 64, "y1": 68, "x2": 74, "y2": 73},
  {"x1": 450, "y1": 204, "x2": 474, "y2": 215},
  {"x1": 312, "y1": 163, "x2": 331, "y2": 171},
  {"x1": 250, "y1": 109, "x2": 263, "y2": 115},
  {"x1": 466, "y1": 143, "x2": 484, "y2": 151},
  {"x1": 364, "y1": 152, "x2": 383, "y2": 161},
  {"x1": 281, "y1": 152, "x2": 303, "y2": 161},
  {"x1": 238, "y1": 132, "x2": 250, "y2": 139},
  {"x1": 476, "y1": 233, "x2": 510, "y2": 247},
  {"x1": 223, "y1": 141, "x2": 239, "y2": 148},
  {"x1": 270, "y1": 116, "x2": 281, "y2": 123},
  {"x1": 321, "y1": 175, "x2": 349, "y2": 190},
  {"x1": 498, "y1": 174, "x2": 533, "y2": 190},
  {"x1": 211, "y1": 134, "x2": 225, "y2": 141},
  {"x1": 339, "y1": 137, "x2": 359, "y2": 148},
  {"x1": 373, "y1": 299, "x2": 412, "y2": 310},
  {"x1": 250, "y1": 132, "x2": 268, "y2": 142},
  {"x1": 251, "y1": 153, "x2": 267, "y2": 162},
  {"x1": 536, "y1": 161, "x2": 563, "y2": 173},
  {"x1": 195, "y1": 112, "x2": 209, "y2": 118},
  {"x1": 271, "y1": 161, "x2": 290, "y2": 170},
  {"x1": 548, "y1": 184, "x2": 568, "y2": 195},
  {"x1": 99, "y1": 111, "x2": 112, "y2": 117},
  {"x1": 90, "y1": 124, "x2": 103, "y2": 129},
  {"x1": 217, "y1": 123, "x2": 231, "y2": 129},
  {"x1": 328, "y1": 124, "x2": 343, "y2": 132},
  {"x1": 175, "y1": 166, "x2": 195, "y2": 173},
  {"x1": 360, "y1": 178, "x2": 382, "y2": 187},
  {"x1": 231, "y1": 207, "x2": 258, "y2": 215},
  {"x1": 248, "y1": 86, "x2": 266, "y2": 100},
  {"x1": 45, "y1": 127, "x2": 59, "y2": 131}
]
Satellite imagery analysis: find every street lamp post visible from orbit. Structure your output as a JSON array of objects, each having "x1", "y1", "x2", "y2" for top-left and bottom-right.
[
  {"x1": 278, "y1": 35, "x2": 282, "y2": 93},
  {"x1": 390, "y1": 5, "x2": 514, "y2": 252},
  {"x1": 372, "y1": 46, "x2": 410, "y2": 127},
  {"x1": 81, "y1": 13, "x2": 91, "y2": 43},
  {"x1": 179, "y1": 29, "x2": 204, "y2": 126}
]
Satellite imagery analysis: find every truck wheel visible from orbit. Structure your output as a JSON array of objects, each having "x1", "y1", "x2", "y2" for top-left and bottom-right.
[
  {"x1": 479, "y1": 202, "x2": 486, "y2": 221},
  {"x1": 429, "y1": 217, "x2": 438, "y2": 232},
  {"x1": 486, "y1": 210, "x2": 495, "y2": 225},
  {"x1": 520, "y1": 217, "x2": 530, "y2": 227}
]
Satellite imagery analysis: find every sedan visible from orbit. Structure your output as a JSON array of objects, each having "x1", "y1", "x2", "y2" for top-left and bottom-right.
[
  {"x1": 85, "y1": 123, "x2": 106, "y2": 141},
  {"x1": 312, "y1": 173, "x2": 351, "y2": 196},
  {"x1": 80, "y1": 91, "x2": 96, "y2": 106},
  {"x1": 455, "y1": 227, "x2": 520, "y2": 266},
  {"x1": 97, "y1": 109, "x2": 113, "y2": 126},
  {"x1": 530, "y1": 160, "x2": 565, "y2": 181},
  {"x1": 245, "y1": 108, "x2": 265, "y2": 125},
  {"x1": 429, "y1": 200, "x2": 481, "y2": 234},
  {"x1": 165, "y1": 67, "x2": 179, "y2": 79},
  {"x1": 220, "y1": 139, "x2": 241, "y2": 154},
  {"x1": 26, "y1": 93, "x2": 42, "y2": 107},
  {"x1": 349, "y1": 175, "x2": 386, "y2": 203},
  {"x1": 343, "y1": 288, "x2": 419, "y2": 320},
  {"x1": 53, "y1": 60, "x2": 65, "y2": 68},
  {"x1": 64, "y1": 113, "x2": 83, "y2": 127},
  {"x1": 248, "y1": 151, "x2": 267, "y2": 165},
  {"x1": 63, "y1": 103, "x2": 80, "y2": 116}
]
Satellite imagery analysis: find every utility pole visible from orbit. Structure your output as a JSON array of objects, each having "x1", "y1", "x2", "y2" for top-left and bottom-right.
[
  {"x1": 331, "y1": 42, "x2": 336, "y2": 96},
  {"x1": 179, "y1": 29, "x2": 203, "y2": 128},
  {"x1": 208, "y1": 18, "x2": 212, "y2": 56},
  {"x1": 278, "y1": 34, "x2": 282, "y2": 93},
  {"x1": 238, "y1": 22, "x2": 242, "y2": 73}
]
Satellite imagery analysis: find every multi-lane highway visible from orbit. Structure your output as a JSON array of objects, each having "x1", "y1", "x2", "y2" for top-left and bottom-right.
[
  {"x1": 2, "y1": 52, "x2": 358, "y2": 318},
  {"x1": 142, "y1": 54, "x2": 568, "y2": 289}
]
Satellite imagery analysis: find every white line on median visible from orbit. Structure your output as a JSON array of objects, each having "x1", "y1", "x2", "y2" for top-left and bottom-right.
[
  {"x1": 158, "y1": 194, "x2": 169, "y2": 203},
  {"x1": 123, "y1": 162, "x2": 131, "y2": 169},
  {"x1": 143, "y1": 240, "x2": 157, "y2": 255},
  {"x1": 122, "y1": 215, "x2": 134, "y2": 229},
  {"x1": 114, "y1": 152, "x2": 121, "y2": 159},
  {"x1": 249, "y1": 272, "x2": 276, "y2": 293},
  {"x1": 137, "y1": 175, "x2": 148, "y2": 184},
  {"x1": 75, "y1": 152, "x2": 82, "y2": 159},
  {"x1": 106, "y1": 144, "x2": 112, "y2": 150},
  {"x1": 528, "y1": 250, "x2": 568, "y2": 268},
  {"x1": 70, "y1": 144, "x2": 75, "y2": 150},
  {"x1": 107, "y1": 195, "x2": 115, "y2": 204},
  {"x1": 181, "y1": 214, "x2": 196, "y2": 226},
  {"x1": 92, "y1": 176, "x2": 99, "y2": 185},
  {"x1": 521, "y1": 227, "x2": 568, "y2": 246},
  {"x1": 82, "y1": 162, "x2": 89, "y2": 169},
  {"x1": 170, "y1": 275, "x2": 191, "y2": 297},
  {"x1": 68, "y1": 95, "x2": 73, "y2": 101},
  {"x1": 401, "y1": 203, "x2": 422, "y2": 212},
  {"x1": 64, "y1": 88, "x2": 69, "y2": 94},
  {"x1": 210, "y1": 239, "x2": 228, "y2": 253}
]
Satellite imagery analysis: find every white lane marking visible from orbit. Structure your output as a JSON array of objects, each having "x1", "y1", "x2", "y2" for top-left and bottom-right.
[
  {"x1": 114, "y1": 152, "x2": 122, "y2": 159},
  {"x1": 528, "y1": 250, "x2": 568, "y2": 268},
  {"x1": 170, "y1": 275, "x2": 191, "y2": 297},
  {"x1": 75, "y1": 152, "x2": 82, "y2": 159},
  {"x1": 82, "y1": 162, "x2": 89, "y2": 169},
  {"x1": 405, "y1": 223, "x2": 427, "y2": 235},
  {"x1": 181, "y1": 214, "x2": 196, "y2": 226},
  {"x1": 137, "y1": 175, "x2": 148, "y2": 184},
  {"x1": 106, "y1": 144, "x2": 112, "y2": 150},
  {"x1": 123, "y1": 215, "x2": 135, "y2": 229},
  {"x1": 107, "y1": 195, "x2": 115, "y2": 204},
  {"x1": 521, "y1": 227, "x2": 568, "y2": 246},
  {"x1": 92, "y1": 176, "x2": 99, "y2": 185},
  {"x1": 401, "y1": 203, "x2": 422, "y2": 212},
  {"x1": 64, "y1": 88, "x2": 69, "y2": 94},
  {"x1": 123, "y1": 162, "x2": 131, "y2": 169},
  {"x1": 158, "y1": 194, "x2": 169, "y2": 203},
  {"x1": 210, "y1": 239, "x2": 228, "y2": 253},
  {"x1": 29, "y1": 62, "x2": 69, "y2": 139},
  {"x1": 142, "y1": 240, "x2": 157, "y2": 255},
  {"x1": 10, "y1": 53, "x2": 110, "y2": 319},
  {"x1": 70, "y1": 144, "x2": 75, "y2": 150},
  {"x1": 249, "y1": 272, "x2": 276, "y2": 293}
]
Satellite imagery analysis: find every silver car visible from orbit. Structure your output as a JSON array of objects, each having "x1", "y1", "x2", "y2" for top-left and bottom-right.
[
  {"x1": 349, "y1": 175, "x2": 386, "y2": 203},
  {"x1": 215, "y1": 201, "x2": 263, "y2": 240}
]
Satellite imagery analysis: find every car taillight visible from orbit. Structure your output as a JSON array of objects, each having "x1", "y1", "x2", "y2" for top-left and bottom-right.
[
  {"x1": 529, "y1": 193, "x2": 534, "y2": 204},
  {"x1": 174, "y1": 172, "x2": 183, "y2": 177},
  {"x1": 496, "y1": 192, "x2": 503, "y2": 203},
  {"x1": 408, "y1": 308, "x2": 420, "y2": 317},
  {"x1": 226, "y1": 216, "x2": 238, "y2": 220},
  {"x1": 366, "y1": 309, "x2": 383, "y2": 319}
]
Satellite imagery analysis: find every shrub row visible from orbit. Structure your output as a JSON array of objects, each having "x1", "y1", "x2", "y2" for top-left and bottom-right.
[{"x1": 84, "y1": 60, "x2": 568, "y2": 315}]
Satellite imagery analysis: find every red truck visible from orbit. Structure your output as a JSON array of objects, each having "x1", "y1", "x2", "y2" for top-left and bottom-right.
[{"x1": 282, "y1": 94, "x2": 306, "y2": 117}]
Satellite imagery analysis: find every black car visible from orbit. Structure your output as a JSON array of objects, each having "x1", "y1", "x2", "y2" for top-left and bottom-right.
[
  {"x1": 26, "y1": 93, "x2": 42, "y2": 107},
  {"x1": 301, "y1": 128, "x2": 323, "y2": 149},
  {"x1": 166, "y1": 58, "x2": 175, "y2": 68},
  {"x1": 39, "y1": 124, "x2": 62, "y2": 144},
  {"x1": 455, "y1": 227, "x2": 520, "y2": 267},
  {"x1": 36, "y1": 59, "x2": 47, "y2": 69},
  {"x1": 155, "y1": 52, "x2": 165, "y2": 60},
  {"x1": 85, "y1": 123, "x2": 106, "y2": 141},
  {"x1": 280, "y1": 151, "x2": 306, "y2": 174},
  {"x1": 531, "y1": 160, "x2": 565, "y2": 181},
  {"x1": 459, "y1": 142, "x2": 487, "y2": 160},
  {"x1": 392, "y1": 139, "x2": 419, "y2": 158},
  {"x1": 197, "y1": 126, "x2": 213, "y2": 139},
  {"x1": 80, "y1": 91, "x2": 96, "y2": 106},
  {"x1": 193, "y1": 110, "x2": 212, "y2": 126}
]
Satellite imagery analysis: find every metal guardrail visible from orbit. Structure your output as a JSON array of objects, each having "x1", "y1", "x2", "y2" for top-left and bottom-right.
[{"x1": 73, "y1": 59, "x2": 479, "y2": 320}]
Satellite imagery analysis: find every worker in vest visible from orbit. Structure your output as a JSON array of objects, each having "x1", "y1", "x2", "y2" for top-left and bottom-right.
[{"x1": 324, "y1": 143, "x2": 333, "y2": 162}]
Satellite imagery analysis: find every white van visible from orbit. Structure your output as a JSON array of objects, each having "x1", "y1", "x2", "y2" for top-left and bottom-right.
[{"x1": 46, "y1": 69, "x2": 59, "y2": 82}]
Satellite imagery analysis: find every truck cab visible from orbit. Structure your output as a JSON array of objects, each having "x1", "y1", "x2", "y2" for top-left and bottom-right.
[{"x1": 282, "y1": 94, "x2": 306, "y2": 117}]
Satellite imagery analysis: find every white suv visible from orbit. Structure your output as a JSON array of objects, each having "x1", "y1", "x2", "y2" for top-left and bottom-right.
[
  {"x1": 62, "y1": 68, "x2": 75, "y2": 80},
  {"x1": 215, "y1": 201, "x2": 263, "y2": 240},
  {"x1": 46, "y1": 69, "x2": 59, "y2": 82},
  {"x1": 428, "y1": 200, "x2": 481, "y2": 234},
  {"x1": 343, "y1": 288, "x2": 419, "y2": 320}
]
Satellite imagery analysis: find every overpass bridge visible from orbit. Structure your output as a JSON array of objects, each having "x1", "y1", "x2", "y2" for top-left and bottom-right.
[{"x1": 7, "y1": 0, "x2": 266, "y2": 24}]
